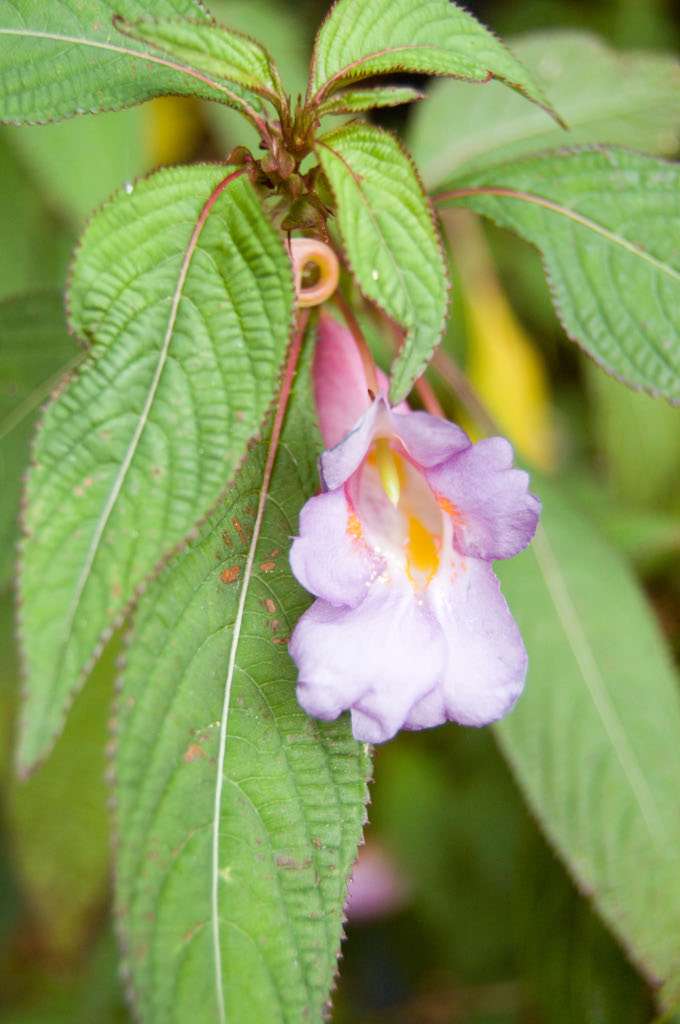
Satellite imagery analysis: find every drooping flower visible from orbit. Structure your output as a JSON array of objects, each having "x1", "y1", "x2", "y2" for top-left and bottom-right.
[{"x1": 289, "y1": 314, "x2": 540, "y2": 744}]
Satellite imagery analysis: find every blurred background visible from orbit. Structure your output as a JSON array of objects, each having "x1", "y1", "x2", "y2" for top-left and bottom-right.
[{"x1": 1, "y1": 1, "x2": 679, "y2": 1021}]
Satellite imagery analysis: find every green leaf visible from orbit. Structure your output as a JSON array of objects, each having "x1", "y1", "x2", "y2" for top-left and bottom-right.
[
  {"x1": 205, "y1": 0, "x2": 310, "y2": 154},
  {"x1": 18, "y1": 163, "x2": 295, "y2": 775},
  {"x1": 495, "y1": 479, "x2": 680, "y2": 1010},
  {"x1": 4, "y1": 638, "x2": 117, "y2": 959},
  {"x1": 114, "y1": 355, "x2": 370, "y2": 1023},
  {"x1": 0, "y1": 294, "x2": 76, "y2": 589},
  {"x1": 309, "y1": 0, "x2": 558, "y2": 120},
  {"x1": 316, "y1": 123, "x2": 449, "y2": 403},
  {"x1": 517, "y1": 829, "x2": 651, "y2": 1024},
  {"x1": 0, "y1": 0, "x2": 264, "y2": 125},
  {"x1": 318, "y1": 85, "x2": 424, "y2": 117},
  {"x1": 585, "y1": 360, "x2": 680, "y2": 509},
  {"x1": 410, "y1": 30, "x2": 680, "y2": 187},
  {"x1": 437, "y1": 148, "x2": 680, "y2": 403},
  {"x1": 115, "y1": 14, "x2": 282, "y2": 103}
]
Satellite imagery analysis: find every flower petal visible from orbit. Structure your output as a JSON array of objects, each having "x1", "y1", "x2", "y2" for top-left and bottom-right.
[
  {"x1": 405, "y1": 558, "x2": 526, "y2": 729},
  {"x1": 393, "y1": 409, "x2": 470, "y2": 467},
  {"x1": 313, "y1": 313, "x2": 372, "y2": 448},
  {"x1": 290, "y1": 582, "x2": 444, "y2": 742},
  {"x1": 290, "y1": 490, "x2": 377, "y2": 608},
  {"x1": 428, "y1": 436, "x2": 540, "y2": 560},
  {"x1": 320, "y1": 398, "x2": 388, "y2": 490}
]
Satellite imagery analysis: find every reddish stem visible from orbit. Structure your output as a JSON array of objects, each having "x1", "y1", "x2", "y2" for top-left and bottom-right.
[{"x1": 414, "y1": 376, "x2": 445, "y2": 418}]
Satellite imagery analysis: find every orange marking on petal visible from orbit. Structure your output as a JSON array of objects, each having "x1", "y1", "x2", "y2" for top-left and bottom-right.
[
  {"x1": 437, "y1": 494, "x2": 464, "y2": 522},
  {"x1": 347, "y1": 511, "x2": 363, "y2": 540},
  {"x1": 405, "y1": 515, "x2": 439, "y2": 590}
]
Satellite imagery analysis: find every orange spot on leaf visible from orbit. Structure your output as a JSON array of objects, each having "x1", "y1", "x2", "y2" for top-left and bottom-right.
[
  {"x1": 260, "y1": 561, "x2": 276, "y2": 573},
  {"x1": 183, "y1": 743, "x2": 206, "y2": 764},
  {"x1": 220, "y1": 566, "x2": 240, "y2": 584}
]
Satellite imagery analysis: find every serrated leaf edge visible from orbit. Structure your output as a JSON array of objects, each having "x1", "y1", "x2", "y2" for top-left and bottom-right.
[
  {"x1": 316, "y1": 123, "x2": 451, "y2": 403},
  {"x1": 15, "y1": 164, "x2": 298, "y2": 777}
]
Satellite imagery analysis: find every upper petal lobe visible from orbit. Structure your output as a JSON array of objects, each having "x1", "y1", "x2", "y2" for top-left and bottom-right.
[{"x1": 427, "y1": 437, "x2": 540, "y2": 561}]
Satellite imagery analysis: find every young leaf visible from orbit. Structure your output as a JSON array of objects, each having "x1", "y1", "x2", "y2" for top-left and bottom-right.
[
  {"x1": 316, "y1": 123, "x2": 449, "y2": 403},
  {"x1": 18, "y1": 164, "x2": 295, "y2": 775},
  {"x1": 114, "y1": 352, "x2": 370, "y2": 1024},
  {"x1": 0, "y1": 294, "x2": 76, "y2": 589},
  {"x1": 0, "y1": 0, "x2": 265, "y2": 125},
  {"x1": 318, "y1": 85, "x2": 425, "y2": 117},
  {"x1": 436, "y1": 148, "x2": 680, "y2": 403},
  {"x1": 410, "y1": 31, "x2": 680, "y2": 186},
  {"x1": 115, "y1": 15, "x2": 283, "y2": 104},
  {"x1": 495, "y1": 480, "x2": 680, "y2": 1010},
  {"x1": 308, "y1": 0, "x2": 559, "y2": 121}
]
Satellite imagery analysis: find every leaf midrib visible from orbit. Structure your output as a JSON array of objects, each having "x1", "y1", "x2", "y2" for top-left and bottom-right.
[
  {"x1": 531, "y1": 523, "x2": 668, "y2": 848},
  {"x1": 0, "y1": 26, "x2": 259, "y2": 117},
  {"x1": 36, "y1": 170, "x2": 245, "y2": 745},
  {"x1": 435, "y1": 182, "x2": 680, "y2": 284},
  {"x1": 317, "y1": 135, "x2": 416, "y2": 324}
]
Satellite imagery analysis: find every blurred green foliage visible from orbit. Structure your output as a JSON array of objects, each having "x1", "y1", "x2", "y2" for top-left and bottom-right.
[{"x1": 0, "y1": 0, "x2": 678, "y2": 1021}]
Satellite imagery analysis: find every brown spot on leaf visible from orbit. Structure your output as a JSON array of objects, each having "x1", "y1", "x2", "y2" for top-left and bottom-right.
[
  {"x1": 183, "y1": 743, "x2": 206, "y2": 764},
  {"x1": 276, "y1": 854, "x2": 312, "y2": 871},
  {"x1": 232, "y1": 517, "x2": 248, "y2": 545},
  {"x1": 262, "y1": 598, "x2": 276, "y2": 614},
  {"x1": 220, "y1": 565, "x2": 240, "y2": 584},
  {"x1": 260, "y1": 561, "x2": 276, "y2": 573}
]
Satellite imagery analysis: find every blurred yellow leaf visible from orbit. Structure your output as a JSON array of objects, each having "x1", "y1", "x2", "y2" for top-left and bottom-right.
[
  {"x1": 145, "y1": 96, "x2": 203, "y2": 168},
  {"x1": 447, "y1": 210, "x2": 556, "y2": 470}
]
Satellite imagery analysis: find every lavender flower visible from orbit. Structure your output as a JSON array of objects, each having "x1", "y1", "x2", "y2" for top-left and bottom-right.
[{"x1": 289, "y1": 314, "x2": 540, "y2": 744}]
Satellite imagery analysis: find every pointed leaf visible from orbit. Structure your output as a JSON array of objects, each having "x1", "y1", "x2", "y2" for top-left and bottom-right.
[
  {"x1": 115, "y1": 15, "x2": 282, "y2": 103},
  {"x1": 0, "y1": 294, "x2": 76, "y2": 589},
  {"x1": 309, "y1": 0, "x2": 558, "y2": 121},
  {"x1": 114, "y1": 356, "x2": 370, "y2": 1023},
  {"x1": 316, "y1": 123, "x2": 449, "y2": 403},
  {"x1": 0, "y1": 0, "x2": 264, "y2": 125},
  {"x1": 318, "y1": 85, "x2": 425, "y2": 117},
  {"x1": 437, "y1": 148, "x2": 680, "y2": 403},
  {"x1": 495, "y1": 480, "x2": 680, "y2": 1010},
  {"x1": 18, "y1": 164, "x2": 295, "y2": 774},
  {"x1": 410, "y1": 31, "x2": 680, "y2": 186}
]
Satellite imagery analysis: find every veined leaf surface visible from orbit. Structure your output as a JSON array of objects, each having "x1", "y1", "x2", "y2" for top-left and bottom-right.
[
  {"x1": 115, "y1": 15, "x2": 282, "y2": 102},
  {"x1": 309, "y1": 0, "x2": 556, "y2": 119},
  {"x1": 115, "y1": 356, "x2": 370, "y2": 1023},
  {"x1": 316, "y1": 123, "x2": 449, "y2": 403},
  {"x1": 0, "y1": 0, "x2": 263, "y2": 124},
  {"x1": 437, "y1": 148, "x2": 680, "y2": 402},
  {"x1": 410, "y1": 31, "x2": 680, "y2": 186},
  {"x1": 495, "y1": 480, "x2": 680, "y2": 1009},
  {"x1": 317, "y1": 85, "x2": 424, "y2": 117},
  {"x1": 18, "y1": 164, "x2": 295, "y2": 774}
]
